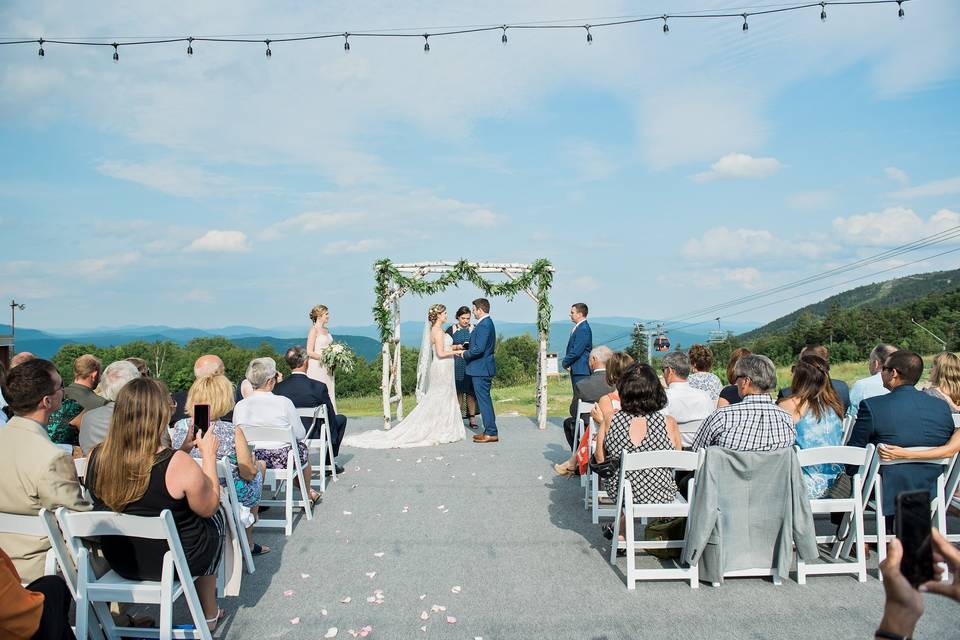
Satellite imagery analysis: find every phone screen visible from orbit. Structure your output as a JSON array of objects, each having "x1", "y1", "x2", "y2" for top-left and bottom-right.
[
  {"x1": 193, "y1": 403, "x2": 210, "y2": 438},
  {"x1": 461, "y1": 341, "x2": 469, "y2": 350},
  {"x1": 895, "y1": 489, "x2": 934, "y2": 588}
]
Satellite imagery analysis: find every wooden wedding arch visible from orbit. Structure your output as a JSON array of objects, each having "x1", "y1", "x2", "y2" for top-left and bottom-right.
[{"x1": 373, "y1": 259, "x2": 555, "y2": 430}]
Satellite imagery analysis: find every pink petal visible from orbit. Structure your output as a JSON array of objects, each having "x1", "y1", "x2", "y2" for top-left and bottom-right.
[
  {"x1": 341, "y1": 596, "x2": 352, "y2": 604},
  {"x1": 373, "y1": 552, "x2": 384, "y2": 558},
  {"x1": 300, "y1": 573, "x2": 311, "y2": 579},
  {"x1": 324, "y1": 627, "x2": 338, "y2": 638},
  {"x1": 283, "y1": 590, "x2": 294, "y2": 596},
  {"x1": 420, "y1": 611, "x2": 429, "y2": 620},
  {"x1": 420, "y1": 625, "x2": 427, "y2": 632},
  {"x1": 290, "y1": 617, "x2": 300, "y2": 625},
  {"x1": 365, "y1": 571, "x2": 376, "y2": 579},
  {"x1": 446, "y1": 616, "x2": 457, "y2": 624}
]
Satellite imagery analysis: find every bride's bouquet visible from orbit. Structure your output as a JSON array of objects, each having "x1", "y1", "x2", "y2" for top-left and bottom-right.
[{"x1": 319, "y1": 341, "x2": 356, "y2": 373}]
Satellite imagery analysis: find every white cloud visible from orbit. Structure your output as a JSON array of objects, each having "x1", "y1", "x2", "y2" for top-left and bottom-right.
[
  {"x1": 563, "y1": 140, "x2": 617, "y2": 182},
  {"x1": 889, "y1": 176, "x2": 960, "y2": 199},
  {"x1": 96, "y1": 160, "x2": 277, "y2": 199},
  {"x1": 693, "y1": 153, "x2": 783, "y2": 182},
  {"x1": 72, "y1": 252, "x2": 142, "y2": 278},
  {"x1": 722, "y1": 267, "x2": 763, "y2": 289},
  {"x1": 786, "y1": 190, "x2": 837, "y2": 210},
  {"x1": 885, "y1": 166, "x2": 910, "y2": 185},
  {"x1": 570, "y1": 276, "x2": 600, "y2": 292},
  {"x1": 682, "y1": 227, "x2": 827, "y2": 265},
  {"x1": 262, "y1": 211, "x2": 366, "y2": 240},
  {"x1": 185, "y1": 230, "x2": 251, "y2": 253},
  {"x1": 656, "y1": 266, "x2": 764, "y2": 291},
  {"x1": 832, "y1": 207, "x2": 960, "y2": 246},
  {"x1": 322, "y1": 238, "x2": 384, "y2": 255}
]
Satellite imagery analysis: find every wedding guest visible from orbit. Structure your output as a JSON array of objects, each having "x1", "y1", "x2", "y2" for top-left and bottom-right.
[
  {"x1": 924, "y1": 351, "x2": 960, "y2": 413},
  {"x1": 48, "y1": 354, "x2": 106, "y2": 446},
  {"x1": 10, "y1": 352, "x2": 36, "y2": 368},
  {"x1": 124, "y1": 357, "x2": 151, "y2": 377},
  {"x1": 596, "y1": 362, "x2": 682, "y2": 544},
  {"x1": 554, "y1": 347, "x2": 615, "y2": 476},
  {"x1": 561, "y1": 303, "x2": 592, "y2": 396},
  {"x1": 687, "y1": 344, "x2": 722, "y2": 402},
  {"x1": 0, "y1": 361, "x2": 8, "y2": 425},
  {"x1": 0, "y1": 547, "x2": 75, "y2": 640},
  {"x1": 847, "y1": 351, "x2": 954, "y2": 519},
  {"x1": 777, "y1": 344, "x2": 850, "y2": 413},
  {"x1": 171, "y1": 355, "x2": 227, "y2": 425},
  {"x1": 847, "y1": 343, "x2": 899, "y2": 419},
  {"x1": 446, "y1": 306, "x2": 477, "y2": 428},
  {"x1": 79, "y1": 359, "x2": 141, "y2": 454},
  {"x1": 306, "y1": 304, "x2": 337, "y2": 411},
  {"x1": 692, "y1": 354, "x2": 796, "y2": 453},
  {"x1": 232, "y1": 358, "x2": 321, "y2": 504},
  {"x1": 778, "y1": 355, "x2": 844, "y2": 498},
  {"x1": 717, "y1": 347, "x2": 752, "y2": 407},
  {"x1": 85, "y1": 377, "x2": 225, "y2": 633},
  {"x1": 274, "y1": 346, "x2": 346, "y2": 474},
  {"x1": 660, "y1": 351, "x2": 714, "y2": 448},
  {"x1": 0, "y1": 359, "x2": 91, "y2": 582},
  {"x1": 170, "y1": 374, "x2": 269, "y2": 555}
]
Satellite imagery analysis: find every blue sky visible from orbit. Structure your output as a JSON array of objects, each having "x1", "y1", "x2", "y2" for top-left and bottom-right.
[{"x1": 1, "y1": 0, "x2": 958, "y2": 332}]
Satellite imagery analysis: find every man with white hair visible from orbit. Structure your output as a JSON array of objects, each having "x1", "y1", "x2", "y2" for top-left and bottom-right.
[
  {"x1": 79, "y1": 360, "x2": 142, "y2": 454},
  {"x1": 170, "y1": 354, "x2": 227, "y2": 425},
  {"x1": 661, "y1": 351, "x2": 715, "y2": 448},
  {"x1": 847, "y1": 343, "x2": 899, "y2": 419},
  {"x1": 563, "y1": 346, "x2": 614, "y2": 451},
  {"x1": 10, "y1": 352, "x2": 36, "y2": 368}
]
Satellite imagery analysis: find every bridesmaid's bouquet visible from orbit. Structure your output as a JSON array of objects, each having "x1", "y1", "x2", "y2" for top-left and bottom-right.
[{"x1": 319, "y1": 341, "x2": 356, "y2": 373}]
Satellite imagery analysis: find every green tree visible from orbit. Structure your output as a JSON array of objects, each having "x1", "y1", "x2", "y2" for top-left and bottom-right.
[{"x1": 625, "y1": 323, "x2": 649, "y2": 364}]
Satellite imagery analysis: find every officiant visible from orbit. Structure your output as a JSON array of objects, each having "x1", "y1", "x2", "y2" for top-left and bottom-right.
[{"x1": 447, "y1": 305, "x2": 478, "y2": 429}]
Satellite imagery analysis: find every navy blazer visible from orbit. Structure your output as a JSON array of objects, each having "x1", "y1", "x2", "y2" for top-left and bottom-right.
[
  {"x1": 562, "y1": 321, "x2": 593, "y2": 377},
  {"x1": 847, "y1": 385, "x2": 954, "y2": 514},
  {"x1": 463, "y1": 316, "x2": 496, "y2": 377},
  {"x1": 273, "y1": 372, "x2": 337, "y2": 434}
]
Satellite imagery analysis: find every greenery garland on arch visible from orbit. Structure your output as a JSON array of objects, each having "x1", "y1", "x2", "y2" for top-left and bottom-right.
[{"x1": 372, "y1": 258, "x2": 554, "y2": 343}]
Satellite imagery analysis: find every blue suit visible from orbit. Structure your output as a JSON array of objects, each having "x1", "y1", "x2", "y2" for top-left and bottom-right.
[
  {"x1": 463, "y1": 315, "x2": 497, "y2": 436},
  {"x1": 273, "y1": 372, "x2": 347, "y2": 456},
  {"x1": 847, "y1": 385, "x2": 954, "y2": 515},
  {"x1": 562, "y1": 320, "x2": 593, "y2": 390}
]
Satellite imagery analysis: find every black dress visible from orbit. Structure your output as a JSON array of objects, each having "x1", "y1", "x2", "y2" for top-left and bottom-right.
[
  {"x1": 85, "y1": 448, "x2": 224, "y2": 581},
  {"x1": 719, "y1": 384, "x2": 742, "y2": 405}
]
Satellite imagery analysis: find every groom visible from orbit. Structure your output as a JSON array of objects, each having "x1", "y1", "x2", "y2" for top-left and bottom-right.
[{"x1": 463, "y1": 298, "x2": 498, "y2": 443}]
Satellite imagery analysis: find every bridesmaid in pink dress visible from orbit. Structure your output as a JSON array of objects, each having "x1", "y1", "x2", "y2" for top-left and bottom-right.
[{"x1": 306, "y1": 304, "x2": 337, "y2": 411}]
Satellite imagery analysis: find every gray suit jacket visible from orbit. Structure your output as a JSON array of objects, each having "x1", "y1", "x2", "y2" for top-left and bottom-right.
[
  {"x1": 682, "y1": 447, "x2": 817, "y2": 583},
  {"x1": 569, "y1": 369, "x2": 614, "y2": 419}
]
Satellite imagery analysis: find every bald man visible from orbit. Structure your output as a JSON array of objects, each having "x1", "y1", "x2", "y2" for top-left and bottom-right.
[
  {"x1": 10, "y1": 352, "x2": 36, "y2": 368},
  {"x1": 170, "y1": 354, "x2": 229, "y2": 425}
]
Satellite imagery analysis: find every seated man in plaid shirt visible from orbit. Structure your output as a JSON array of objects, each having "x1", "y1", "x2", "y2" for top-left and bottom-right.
[{"x1": 691, "y1": 354, "x2": 796, "y2": 452}]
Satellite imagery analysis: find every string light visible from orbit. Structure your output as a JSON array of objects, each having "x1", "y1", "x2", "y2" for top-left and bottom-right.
[
  {"x1": 820, "y1": 2, "x2": 827, "y2": 21},
  {"x1": 898, "y1": 0, "x2": 905, "y2": 18},
  {"x1": 112, "y1": 42, "x2": 118, "y2": 62},
  {"x1": 662, "y1": 16, "x2": 669, "y2": 33},
  {"x1": 742, "y1": 13, "x2": 749, "y2": 31},
  {"x1": 423, "y1": 33, "x2": 429, "y2": 53},
  {"x1": 343, "y1": 33, "x2": 350, "y2": 52},
  {"x1": 264, "y1": 39, "x2": 271, "y2": 57},
  {"x1": 37, "y1": 38, "x2": 44, "y2": 57},
  {"x1": 501, "y1": 25, "x2": 507, "y2": 45},
  {"x1": 187, "y1": 36, "x2": 194, "y2": 56}
]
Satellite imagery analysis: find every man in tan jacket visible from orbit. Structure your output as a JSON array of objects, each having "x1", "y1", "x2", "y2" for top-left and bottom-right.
[{"x1": 0, "y1": 358, "x2": 91, "y2": 582}]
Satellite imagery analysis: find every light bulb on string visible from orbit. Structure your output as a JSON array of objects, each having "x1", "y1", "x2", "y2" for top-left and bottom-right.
[
  {"x1": 820, "y1": 2, "x2": 827, "y2": 21},
  {"x1": 897, "y1": 1, "x2": 904, "y2": 18},
  {"x1": 112, "y1": 42, "x2": 119, "y2": 62},
  {"x1": 662, "y1": 16, "x2": 669, "y2": 33},
  {"x1": 742, "y1": 14, "x2": 749, "y2": 31},
  {"x1": 423, "y1": 34, "x2": 430, "y2": 53},
  {"x1": 264, "y1": 39, "x2": 272, "y2": 57},
  {"x1": 501, "y1": 25, "x2": 508, "y2": 45},
  {"x1": 344, "y1": 33, "x2": 350, "y2": 52},
  {"x1": 37, "y1": 38, "x2": 44, "y2": 57},
  {"x1": 585, "y1": 25, "x2": 593, "y2": 44},
  {"x1": 187, "y1": 37, "x2": 194, "y2": 56}
]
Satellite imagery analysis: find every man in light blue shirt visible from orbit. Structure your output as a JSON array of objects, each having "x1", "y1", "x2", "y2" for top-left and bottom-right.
[{"x1": 847, "y1": 343, "x2": 899, "y2": 419}]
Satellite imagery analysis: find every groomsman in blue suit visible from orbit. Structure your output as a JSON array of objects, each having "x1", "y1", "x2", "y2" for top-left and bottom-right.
[
  {"x1": 463, "y1": 298, "x2": 498, "y2": 443},
  {"x1": 562, "y1": 303, "x2": 593, "y2": 396}
]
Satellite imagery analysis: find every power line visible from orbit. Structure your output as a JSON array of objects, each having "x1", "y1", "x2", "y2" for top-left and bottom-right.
[{"x1": 0, "y1": 0, "x2": 911, "y2": 59}]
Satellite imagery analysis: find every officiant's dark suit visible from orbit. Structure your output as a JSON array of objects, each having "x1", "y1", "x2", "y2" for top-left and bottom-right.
[
  {"x1": 563, "y1": 366, "x2": 614, "y2": 450},
  {"x1": 274, "y1": 371, "x2": 348, "y2": 457}
]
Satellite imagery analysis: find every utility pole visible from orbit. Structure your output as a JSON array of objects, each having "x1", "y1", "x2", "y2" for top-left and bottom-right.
[{"x1": 9, "y1": 300, "x2": 25, "y2": 347}]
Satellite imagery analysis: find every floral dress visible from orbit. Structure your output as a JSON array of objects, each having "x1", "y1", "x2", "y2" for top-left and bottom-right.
[
  {"x1": 795, "y1": 408, "x2": 843, "y2": 498},
  {"x1": 47, "y1": 398, "x2": 83, "y2": 446},
  {"x1": 170, "y1": 418, "x2": 264, "y2": 508}
]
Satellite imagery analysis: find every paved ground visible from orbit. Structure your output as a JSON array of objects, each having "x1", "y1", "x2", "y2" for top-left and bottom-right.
[{"x1": 204, "y1": 417, "x2": 956, "y2": 639}]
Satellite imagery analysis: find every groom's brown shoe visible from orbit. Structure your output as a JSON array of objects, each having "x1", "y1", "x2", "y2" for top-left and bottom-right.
[{"x1": 473, "y1": 434, "x2": 499, "y2": 443}]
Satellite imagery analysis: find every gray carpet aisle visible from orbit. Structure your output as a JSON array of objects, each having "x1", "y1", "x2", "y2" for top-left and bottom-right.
[{"x1": 214, "y1": 417, "x2": 956, "y2": 639}]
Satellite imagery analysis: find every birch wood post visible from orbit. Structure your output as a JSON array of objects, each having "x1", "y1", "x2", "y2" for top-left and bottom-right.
[
  {"x1": 392, "y1": 299, "x2": 403, "y2": 422},
  {"x1": 537, "y1": 331, "x2": 548, "y2": 430}
]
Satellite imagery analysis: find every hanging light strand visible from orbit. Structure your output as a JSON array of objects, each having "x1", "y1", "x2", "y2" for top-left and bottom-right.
[{"x1": 7, "y1": 0, "x2": 913, "y2": 59}]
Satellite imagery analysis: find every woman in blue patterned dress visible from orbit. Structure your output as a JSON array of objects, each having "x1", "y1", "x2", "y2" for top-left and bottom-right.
[
  {"x1": 170, "y1": 374, "x2": 269, "y2": 555},
  {"x1": 446, "y1": 306, "x2": 477, "y2": 428},
  {"x1": 778, "y1": 354, "x2": 844, "y2": 498}
]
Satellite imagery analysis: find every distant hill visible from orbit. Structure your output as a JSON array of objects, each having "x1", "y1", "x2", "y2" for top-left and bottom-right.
[{"x1": 741, "y1": 268, "x2": 960, "y2": 339}]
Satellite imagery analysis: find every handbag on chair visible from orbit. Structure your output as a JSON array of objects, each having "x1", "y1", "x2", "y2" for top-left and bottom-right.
[{"x1": 589, "y1": 454, "x2": 619, "y2": 480}]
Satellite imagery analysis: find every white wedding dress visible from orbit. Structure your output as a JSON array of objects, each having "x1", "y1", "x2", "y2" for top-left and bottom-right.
[{"x1": 343, "y1": 333, "x2": 465, "y2": 449}]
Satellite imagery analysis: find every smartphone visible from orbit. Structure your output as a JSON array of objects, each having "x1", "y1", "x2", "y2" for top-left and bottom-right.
[
  {"x1": 193, "y1": 403, "x2": 210, "y2": 438},
  {"x1": 895, "y1": 489, "x2": 934, "y2": 588},
  {"x1": 461, "y1": 341, "x2": 469, "y2": 350}
]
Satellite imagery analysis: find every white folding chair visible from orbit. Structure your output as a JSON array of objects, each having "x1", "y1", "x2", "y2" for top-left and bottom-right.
[
  {"x1": 609, "y1": 449, "x2": 702, "y2": 589},
  {"x1": 0, "y1": 511, "x2": 58, "y2": 580},
  {"x1": 299, "y1": 405, "x2": 337, "y2": 491},
  {"x1": 841, "y1": 415, "x2": 856, "y2": 445},
  {"x1": 953, "y1": 414, "x2": 960, "y2": 429},
  {"x1": 795, "y1": 444, "x2": 874, "y2": 584},
  {"x1": 932, "y1": 451, "x2": 960, "y2": 543},
  {"x1": 243, "y1": 424, "x2": 313, "y2": 536},
  {"x1": 217, "y1": 457, "x2": 255, "y2": 575},
  {"x1": 75, "y1": 457, "x2": 88, "y2": 480},
  {"x1": 56, "y1": 507, "x2": 213, "y2": 640},
  {"x1": 584, "y1": 411, "x2": 617, "y2": 523},
  {"x1": 676, "y1": 419, "x2": 704, "y2": 450},
  {"x1": 574, "y1": 401, "x2": 595, "y2": 491}
]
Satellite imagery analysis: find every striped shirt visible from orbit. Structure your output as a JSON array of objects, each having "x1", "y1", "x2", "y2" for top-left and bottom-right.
[{"x1": 691, "y1": 393, "x2": 796, "y2": 452}]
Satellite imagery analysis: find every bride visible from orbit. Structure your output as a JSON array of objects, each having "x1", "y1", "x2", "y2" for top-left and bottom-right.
[{"x1": 343, "y1": 304, "x2": 467, "y2": 449}]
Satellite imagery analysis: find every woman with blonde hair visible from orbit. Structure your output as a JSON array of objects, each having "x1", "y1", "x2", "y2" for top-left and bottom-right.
[
  {"x1": 84, "y1": 377, "x2": 225, "y2": 632},
  {"x1": 170, "y1": 374, "x2": 269, "y2": 555},
  {"x1": 306, "y1": 304, "x2": 337, "y2": 410}
]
